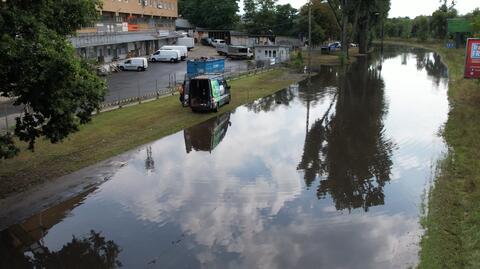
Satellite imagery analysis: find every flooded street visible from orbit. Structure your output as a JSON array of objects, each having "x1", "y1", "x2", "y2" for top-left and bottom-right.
[{"x1": 1, "y1": 46, "x2": 449, "y2": 268}]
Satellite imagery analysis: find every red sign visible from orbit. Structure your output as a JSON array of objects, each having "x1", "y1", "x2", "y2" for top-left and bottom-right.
[{"x1": 465, "y1": 38, "x2": 480, "y2": 79}]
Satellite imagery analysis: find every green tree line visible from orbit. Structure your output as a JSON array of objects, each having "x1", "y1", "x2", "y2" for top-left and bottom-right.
[{"x1": 383, "y1": 4, "x2": 480, "y2": 41}]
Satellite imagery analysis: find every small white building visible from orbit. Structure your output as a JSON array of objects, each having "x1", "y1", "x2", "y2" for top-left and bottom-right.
[{"x1": 254, "y1": 45, "x2": 290, "y2": 64}]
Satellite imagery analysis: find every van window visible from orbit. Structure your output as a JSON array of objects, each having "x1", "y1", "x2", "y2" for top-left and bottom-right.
[
  {"x1": 154, "y1": 51, "x2": 159, "y2": 55},
  {"x1": 125, "y1": 60, "x2": 131, "y2": 64}
]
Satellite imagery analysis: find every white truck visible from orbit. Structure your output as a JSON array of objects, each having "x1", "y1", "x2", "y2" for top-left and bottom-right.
[
  {"x1": 217, "y1": 45, "x2": 254, "y2": 60},
  {"x1": 227, "y1": 46, "x2": 254, "y2": 60},
  {"x1": 176, "y1": 37, "x2": 195, "y2": 51}
]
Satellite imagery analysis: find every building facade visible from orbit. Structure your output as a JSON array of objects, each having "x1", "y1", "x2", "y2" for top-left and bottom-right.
[
  {"x1": 71, "y1": 0, "x2": 179, "y2": 64},
  {"x1": 254, "y1": 45, "x2": 291, "y2": 65}
]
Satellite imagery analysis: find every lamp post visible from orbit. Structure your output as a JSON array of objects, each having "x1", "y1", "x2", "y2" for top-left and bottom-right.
[{"x1": 374, "y1": 12, "x2": 385, "y2": 54}]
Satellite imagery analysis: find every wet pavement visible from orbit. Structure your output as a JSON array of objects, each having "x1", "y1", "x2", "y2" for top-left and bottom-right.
[
  {"x1": 105, "y1": 58, "x2": 250, "y2": 103},
  {"x1": 0, "y1": 46, "x2": 449, "y2": 268}
]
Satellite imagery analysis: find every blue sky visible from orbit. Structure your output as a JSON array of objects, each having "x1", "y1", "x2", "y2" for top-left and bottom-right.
[{"x1": 239, "y1": 0, "x2": 479, "y2": 18}]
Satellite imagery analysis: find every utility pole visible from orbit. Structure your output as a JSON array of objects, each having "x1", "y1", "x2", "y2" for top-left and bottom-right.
[{"x1": 308, "y1": 0, "x2": 312, "y2": 75}]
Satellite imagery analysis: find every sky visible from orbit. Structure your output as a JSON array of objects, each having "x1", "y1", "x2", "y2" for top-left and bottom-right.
[{"x1": 239, "y1": 0, "x2": 479, "y2": 18}]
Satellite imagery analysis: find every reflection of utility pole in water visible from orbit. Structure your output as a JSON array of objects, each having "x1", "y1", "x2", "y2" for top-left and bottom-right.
[
  {"x1": 145, "y1": 146, "x2": 155, "y2": 171},
  {"x1": 308, "y1": 0, "x2": 312, "y2": 76}
]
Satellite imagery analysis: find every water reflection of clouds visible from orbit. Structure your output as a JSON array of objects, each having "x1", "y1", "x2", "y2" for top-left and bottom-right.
[{"x1": 23, "y1": 48, "x2": 449, "y2": 269}]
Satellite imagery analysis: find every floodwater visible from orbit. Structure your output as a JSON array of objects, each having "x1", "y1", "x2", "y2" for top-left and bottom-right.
[{"x1": 0, "y1": 46, "x2": 449, "y2": 269}]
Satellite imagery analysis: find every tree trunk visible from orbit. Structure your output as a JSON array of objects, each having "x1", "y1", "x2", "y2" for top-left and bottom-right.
[
  {"x1": 359, "y1": 17, "x2": 370, "y2": 54},
  {"x1": 341, "y1": 6, "x2": 349, "y2": 58}
]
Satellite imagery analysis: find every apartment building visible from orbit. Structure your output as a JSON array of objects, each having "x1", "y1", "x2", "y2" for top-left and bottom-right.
[{"x1": 71, "y1": 0, "x2": 180, "y2": 63}]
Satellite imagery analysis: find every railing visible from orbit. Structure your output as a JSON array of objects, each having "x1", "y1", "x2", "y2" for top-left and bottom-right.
[{"x1": 99, "y1": 64, "x2": 283, "y2": 112}]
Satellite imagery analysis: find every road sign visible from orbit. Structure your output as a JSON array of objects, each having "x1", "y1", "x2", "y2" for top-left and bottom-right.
[
  {"x1": 465, "y1": 38, "x2": 480, "y2": 79},
  {"x1": 448, "y1": 18, "x2": 472, "y2": 33}
]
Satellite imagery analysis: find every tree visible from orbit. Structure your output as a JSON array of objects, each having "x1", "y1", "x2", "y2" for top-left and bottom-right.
[
  {"x1": 179, "y1": 0, "x2": 239, "y2": 29},
  {"x1": 0, "y1": 0, "x2": 106, "y2": 159},
  {"x1": 297, "y1": 0, "x2": 340, "y2": 44},
  {"x1": 356, "y1": 0, "x2": 390, "y2": 54},
  {"x1": 469, "y1": 9, "x2": 480, "y2": 37},
  {"x1": 1, "y1": 230, "x2": 122, "y2": 268},
  {"x1": 413, "y1": 16, "x2": 430, "y2": 41},
  {"x1": 273, "y1": 4, "x2": 298, "y2": 36},
  {"x1": 430, "y1": 3, "x2": 457, "y2": 39}
]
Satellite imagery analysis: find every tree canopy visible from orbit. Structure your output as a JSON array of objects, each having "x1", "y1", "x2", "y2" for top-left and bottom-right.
[
  {"x1": 0, "y1": 0, "x2": 106, "y2": 159},
  {"x1": 179, "y1": 0, "x2": 240, "y2": 29}
]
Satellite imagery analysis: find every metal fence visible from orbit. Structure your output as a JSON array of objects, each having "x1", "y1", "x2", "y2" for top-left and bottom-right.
[
  {"x1": 99, "y1": 64, "x2": 282, "y2": 111},
  {"x1": 1, "y1": 64, "x2": 283, "y2": 132}
]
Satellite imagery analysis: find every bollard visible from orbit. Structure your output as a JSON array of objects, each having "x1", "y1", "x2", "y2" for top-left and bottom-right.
[
  {"x1": 137, "y1": 80, "x2": 141, "y2": 104},
  {"x1": 3, "y1": 102, "x2": 8, "y2": 133}
]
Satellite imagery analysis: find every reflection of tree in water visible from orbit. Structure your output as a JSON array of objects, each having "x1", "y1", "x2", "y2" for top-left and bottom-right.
[
  {"x1": 298, "y1": 57, "x2": 394, "y2": 212},
  {"x1": 0, "y1": 230, "x2": 122, "y2": 268},
  {"x1": 413, "y1": 49, "x2": 447, "y2": 85},
  {"x1": 145, "y1": 146, "x2": 155, "y2": 171},
  {"x1": 244, "y1": 85, "x2": 297, "y2": 113}
]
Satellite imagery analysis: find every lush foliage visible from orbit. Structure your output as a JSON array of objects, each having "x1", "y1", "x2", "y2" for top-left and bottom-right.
[
  {"x1": 0, "y1": 0, "x2": 106, "y2": 159},
  {"x1": 179, "y1": 0, "x2": 239, "y2": 29},
  {"x1": 243, "y1": 0, "x2": 298, "y2": 36},
  {"x1": 297, "y1": 0, "x2": 340, "y2": 45}
]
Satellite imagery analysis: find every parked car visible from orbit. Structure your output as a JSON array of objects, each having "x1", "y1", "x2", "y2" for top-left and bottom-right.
[
  {"x1": 118, "y1": 57, "x2": 148, "y2": 71},
  {"x1": 189, "y1": 74, "x2": 231, "y2": 112},
  {"x1": 161, "y1": 45, "x2": 188, "y2": 60},
  {"x1": 328, "y1": 41, "x2": 342, "y2": 51},
  {"x1": 212, "y1": 39, "x2": 226, "y2": 48},
  {"x1": 150, "y1": 49, "x2": 181, "y2": 63},
  {"x1": 201, "y1": 37, "x2": 212, "y2": 46},
  {"x1": 350, "y1": 43, "x2": 358, "y2": 47}
]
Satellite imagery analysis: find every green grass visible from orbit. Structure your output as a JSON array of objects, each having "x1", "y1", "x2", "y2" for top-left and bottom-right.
[
  {"x1": 0, "y1": 68, "x2": 307, "y2": 199},
  {"x1": 381, "y1": 39, "x2": 480, "y2": 268}
]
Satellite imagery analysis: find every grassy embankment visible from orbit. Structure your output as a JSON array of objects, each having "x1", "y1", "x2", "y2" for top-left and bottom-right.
[
  {"x1": 0, "y1": 68, "x2": 307, "y2": 199},
  {"x1": 300, "y1": 47, "x2": 362, "y2": 66},
  {"x1": 381, "y1": 38, "x2": 480, "y2": 268}
]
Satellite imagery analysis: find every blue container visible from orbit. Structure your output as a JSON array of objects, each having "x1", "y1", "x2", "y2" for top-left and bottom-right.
[{"x1": 187, "y1": 59, "x2": 225, "y2": 78}]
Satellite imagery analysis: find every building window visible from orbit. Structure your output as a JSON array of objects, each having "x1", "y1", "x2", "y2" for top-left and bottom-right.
[
  {"x1": 269, "y1": 50, "x2": 272, "y2": 57},
  {"x1": 265, "y1": 50, "x2": 268, "y2": 57},
  {"x1": 273, "y1": 50, "x2": 276, "y2": 57}
]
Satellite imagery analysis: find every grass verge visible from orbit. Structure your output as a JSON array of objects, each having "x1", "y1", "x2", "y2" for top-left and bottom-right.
[
  {"x1": 381, "y1": 38, "x2": 480, "y2": 268},
  {"x1": 0, "y1": 68, "x2": 307, "y2": 199},
  {"x1": 301, "y1": 47, "x2": 362, "y2": 66}
]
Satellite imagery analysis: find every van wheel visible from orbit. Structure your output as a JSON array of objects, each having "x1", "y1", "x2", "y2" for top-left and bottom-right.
[
  {"x1": 119, "y1": 66, "x2": 125, "y2": 71},
  {"x1": 151, "y1": 58, "x2": 156, "y2": 62},
  {"x1": 137, "y1": 67, "x2": 142, "y2": 72},
  {"x1": 170, "y1": 58, "x2": 175, "y2": 63}
]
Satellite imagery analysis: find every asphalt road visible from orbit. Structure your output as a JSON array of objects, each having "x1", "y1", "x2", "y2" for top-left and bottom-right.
[
  {"x1": 1, "y1": 46, "x2": 251, "y2": 121},
  {"x1": 105, "y1": 57, "x2": 250, "y2": 103}
]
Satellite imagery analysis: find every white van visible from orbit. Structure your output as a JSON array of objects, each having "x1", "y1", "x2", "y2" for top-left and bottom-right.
[
  {"x1": 150, "y1": 50, "x2": 181, "y2": 63},
  {"x1": 118, "y1": 57, "x2": 148, "y2": 71},
  {"x1": 160, "y1": 45, "x2": 188, "y2": 60}
]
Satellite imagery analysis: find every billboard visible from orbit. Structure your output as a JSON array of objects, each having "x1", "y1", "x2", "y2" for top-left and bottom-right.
[
  {"x1": 465, "y1": 38, "x2": 480, "y2": 79},
  {"x1": 448, "y1": 18, "x2": 473, "y2": 33}
]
